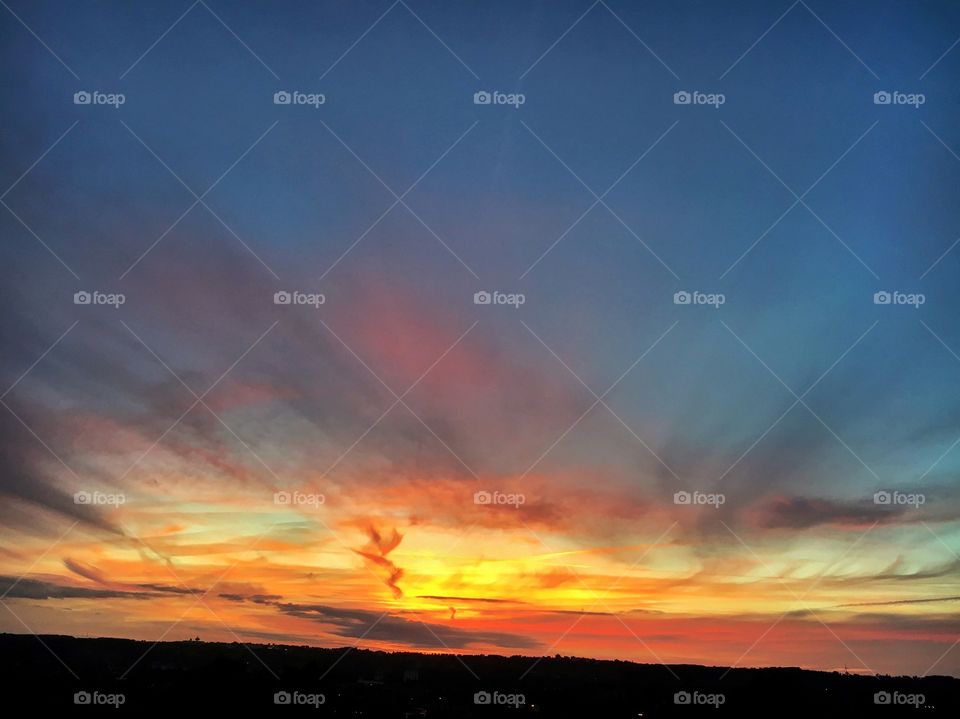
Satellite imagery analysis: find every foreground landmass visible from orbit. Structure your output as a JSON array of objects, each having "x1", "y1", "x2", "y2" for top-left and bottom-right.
[{"x1": 1, "y1": 633, "x2": 955, "y2": 716}]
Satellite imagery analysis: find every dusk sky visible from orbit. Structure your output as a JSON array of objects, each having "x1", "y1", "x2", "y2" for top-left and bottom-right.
[{"x1": 2, "y1": 0, "x2": 960, "y2": 680}]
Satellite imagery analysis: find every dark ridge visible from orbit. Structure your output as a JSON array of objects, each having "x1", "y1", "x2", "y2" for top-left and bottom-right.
[{"x1": 1, "y1": 632, "x2": 955, "y2": 716}]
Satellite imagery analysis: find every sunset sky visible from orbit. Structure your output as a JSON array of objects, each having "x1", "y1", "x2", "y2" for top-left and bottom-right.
[{"x1": 2, "y1": 0, "x2": 960, "y2": 679}]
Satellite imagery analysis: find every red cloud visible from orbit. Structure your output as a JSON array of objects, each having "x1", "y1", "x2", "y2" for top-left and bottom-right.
[{"x1": 352, "y1": 523, "x2": 405, "y2": 598}]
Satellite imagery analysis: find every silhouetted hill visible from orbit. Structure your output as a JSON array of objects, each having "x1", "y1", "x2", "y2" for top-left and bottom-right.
[{"x1": 0, "y1": 633, "x2": 954, "y2": 716}]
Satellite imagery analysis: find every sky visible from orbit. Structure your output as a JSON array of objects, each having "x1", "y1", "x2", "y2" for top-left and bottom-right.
[{"x1": 1, "y1": 0, "x2": 960, "y2": 680}]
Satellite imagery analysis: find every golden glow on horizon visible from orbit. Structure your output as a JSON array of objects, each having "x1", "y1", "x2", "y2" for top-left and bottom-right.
[{"x1": 4, "y1": 465, "x2": 958, "y2": 679}]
